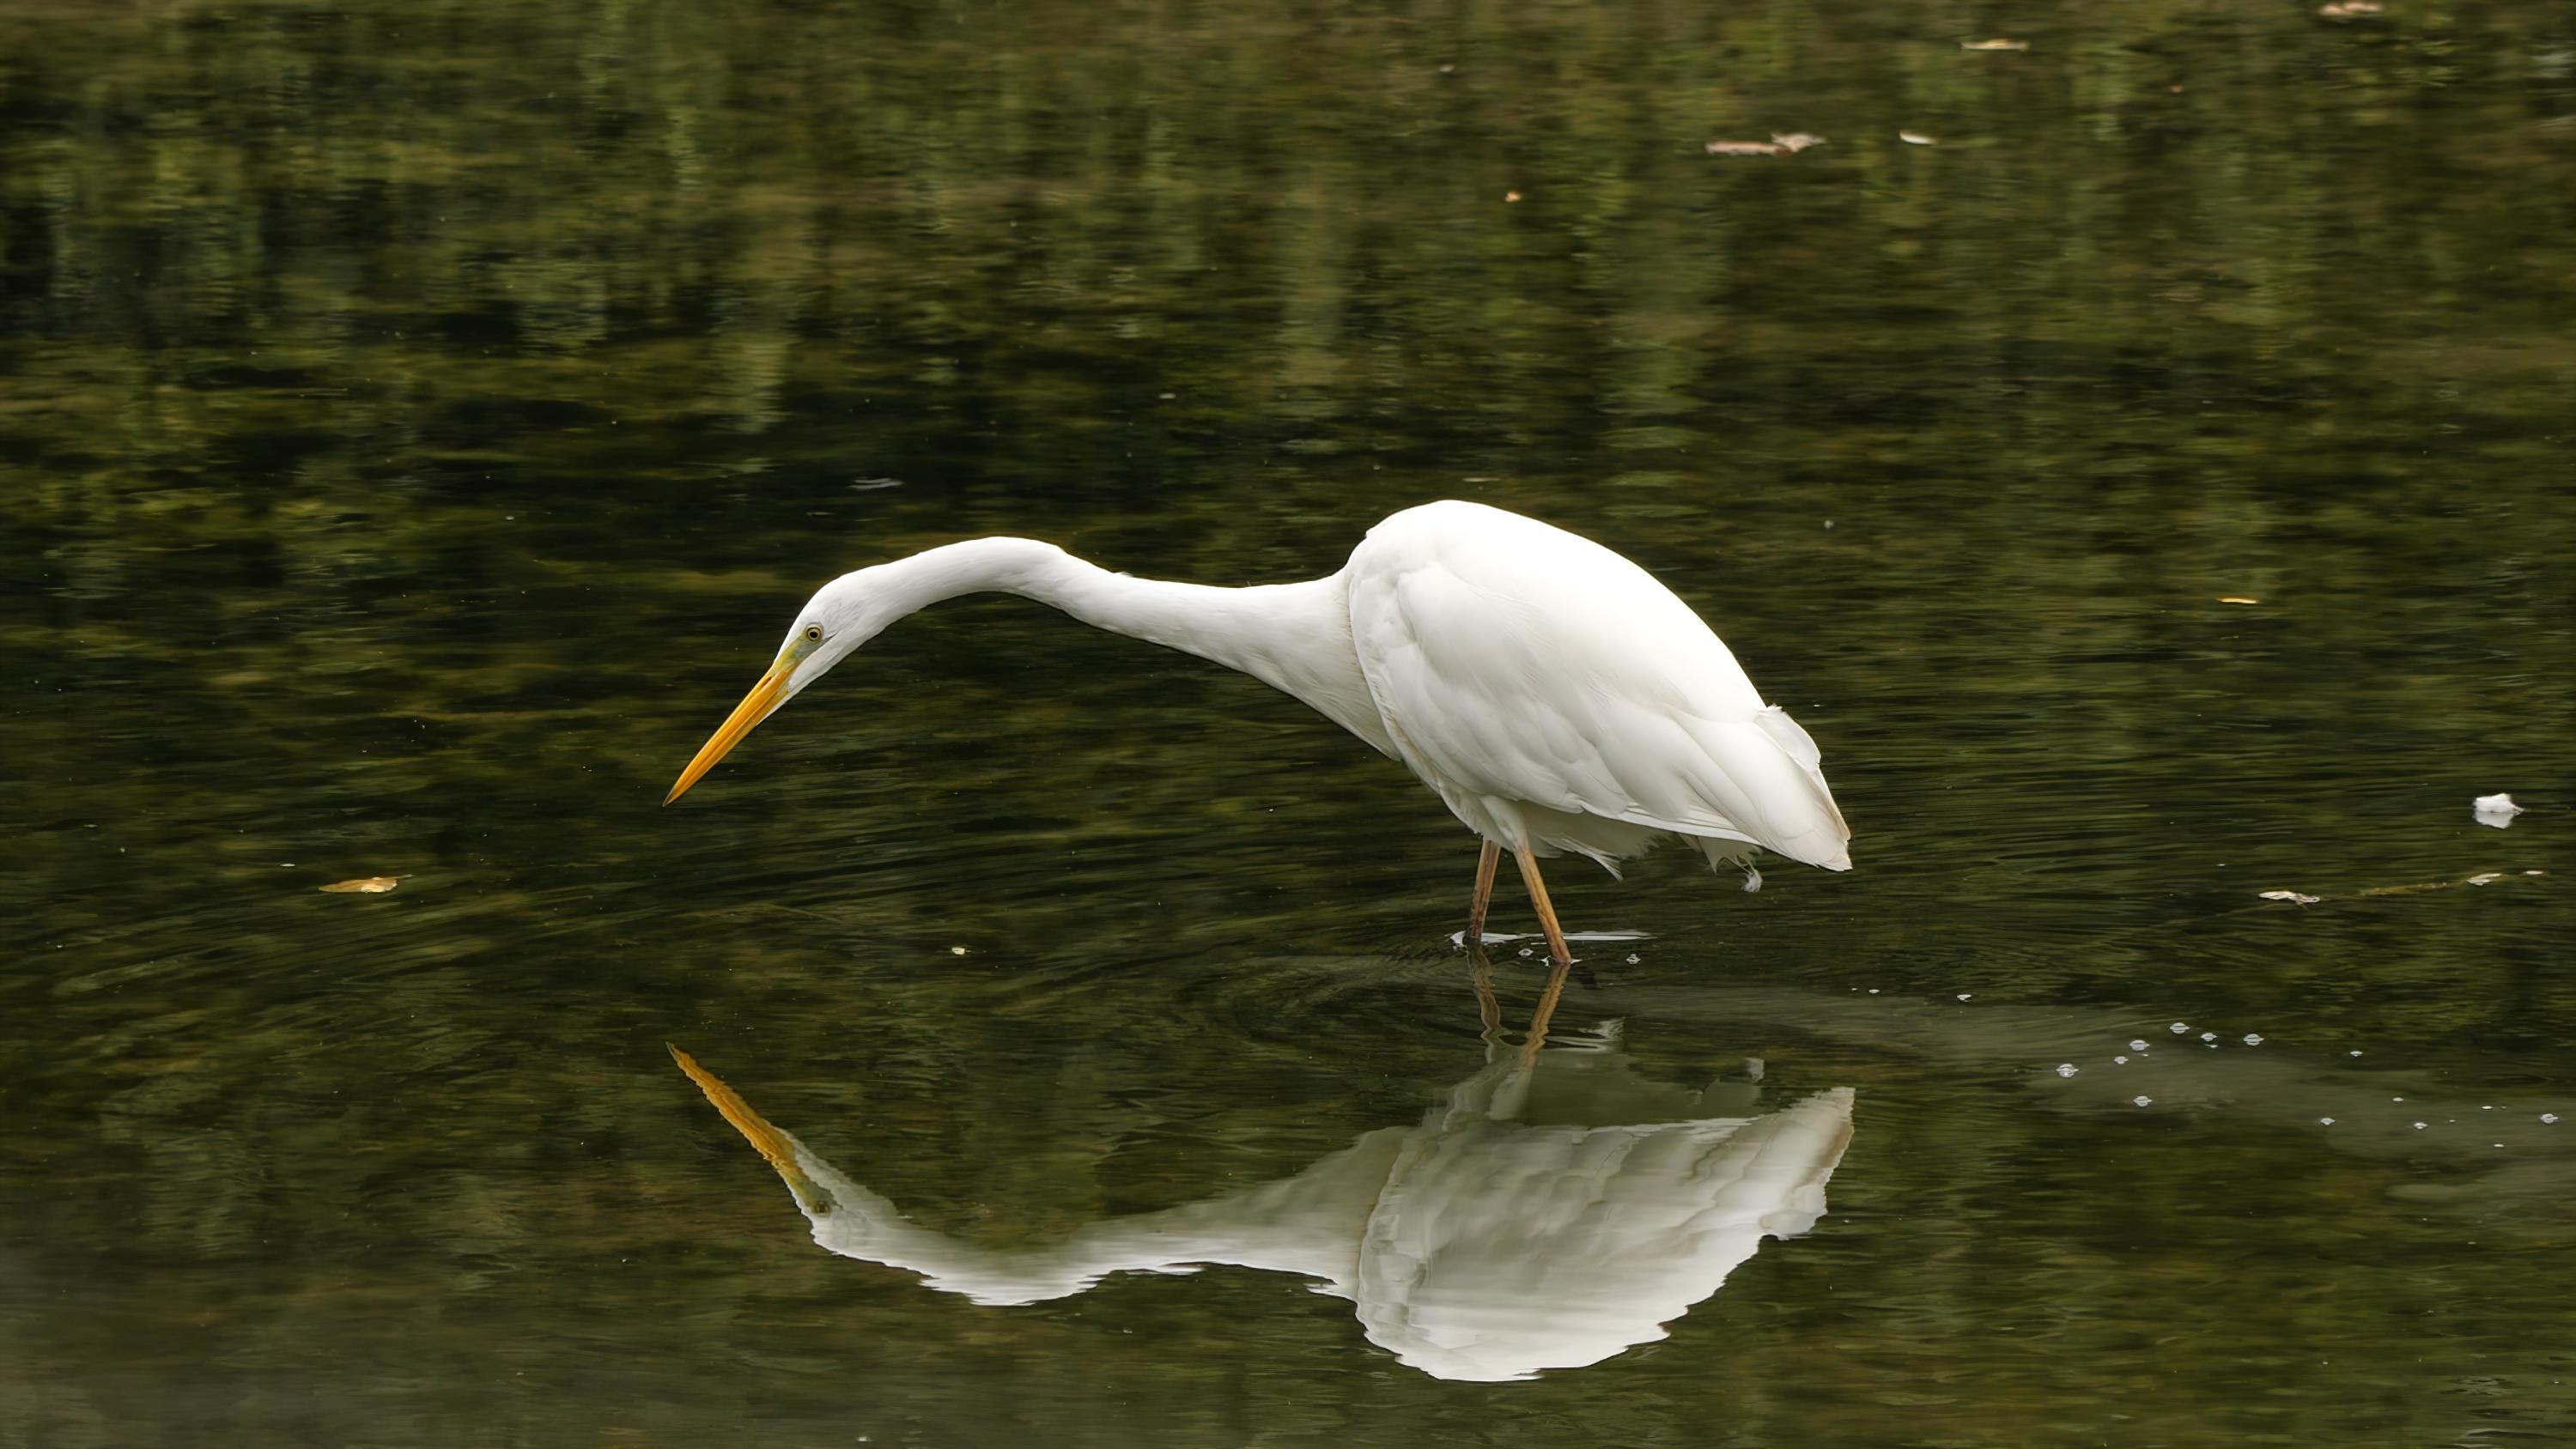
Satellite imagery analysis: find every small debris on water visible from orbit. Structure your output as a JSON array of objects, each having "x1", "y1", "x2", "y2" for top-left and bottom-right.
[
  {"x1": 2414, "y1": 1121, "x2": 2428, "y2": 1130},
  {"x1": 2200, "y1": 1031, "x2": 2218, "y2": 1042},
  {"x1": 2243, "y1": 1034, "x2": 2264, "y2": 1046},
  {"x1": 319, "y1": 876, "x2": 400, "y2": 894},
  {"x1": 2057, "y1": 1063, "x2": 2078, "y2": 1077},
  {"x1": 2468, "y1": 872, "x2": 2502, "y2": 886},
  {"x1": 2133, "y1": 1095, "x2": 2153, "y2": 1106},
  {"x1": 2129, "y1": 1040, "x2": 2150, "y2": 1052},
  {"x1": 1957, "y1": 993, "x2": 1973, "y2": 1001},
  {"x1": 1960, "y1": 38, "x2": 2030, "y2": 51},
  {"x1": 2318, "y1": 1, "x2": 2382, "y2": 15},
  {"x1": 2259, "y1": 889, "x2": 2322, "y2": 906},
  {"x1": 1625, "y1": 954, "x2": 1639, "y2": 965},
  {"x1": 2350, "y1": 1050, "x2": 2363, "y2": 1057},
  {"x1": 950, "y1": 946, "x2": 969, "y2": 956},
  {"x1": 1708, "y1": 133, "x2": 1826, "y2": 158},
  {"x1": 1899, "y1": 130, "x2": 1938, "y2": 145},
  {"x1": 2171, "y1": 1022, "x2": 2190, "y2": 1034},
  {"x1": 2473, "y1": 793, "x2": 2523, "y2": 828},
  {"x1": 2544, "y1": 1114, "x2": 2561, "y2": 1125},
  {"x1": 2319, "y1": 1117, "x2": 2336, "y2": 1125},
  {"x1": 2114, "y1": 1055, "x2": 2129, "y2": 1064},
  {"x1": 2217, "y1": 596, "x2": 2260, "y2": 605}
]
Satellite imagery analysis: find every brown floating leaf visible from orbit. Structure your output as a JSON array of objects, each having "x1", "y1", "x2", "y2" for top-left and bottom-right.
[
  {"x1": 1706, "y1": 140, "x2": 1784, "y2": 156},
  {"x1": 1960, "y1": 38, "x2": 2030, "y2": 51},
  {"x1": 2217, "y1": 596, "x2": 2260, "y2": 605},
  {"x1": 1899, "y1": 130, "x2": 1938, "y2": 146},
  {"x1": 319, "y1": 876, "x2": 400, "y2": 894}
]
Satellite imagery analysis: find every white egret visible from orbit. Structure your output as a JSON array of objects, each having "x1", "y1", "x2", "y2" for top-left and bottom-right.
[{"x1": 667, "y1": 500, "x2": 1850, "y2": 997}]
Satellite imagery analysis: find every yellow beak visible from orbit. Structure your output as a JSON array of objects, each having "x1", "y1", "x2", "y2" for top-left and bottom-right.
[{"x1": 665, "y1": 659, "x2": 792, "y2": 804}]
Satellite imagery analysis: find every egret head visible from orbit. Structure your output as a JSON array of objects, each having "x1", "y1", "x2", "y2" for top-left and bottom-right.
[{"x1": 664, "y1": 571, "x2": 884, "y2": 804}]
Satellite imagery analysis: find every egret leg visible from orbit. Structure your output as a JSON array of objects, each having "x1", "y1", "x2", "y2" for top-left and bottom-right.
[
  {"x1": 1512, "y1": 846, "x2": 1577, "y2": 1058},
  {"x1": 1462, "y1": 840, "x2": 1503, "y2": 944}
]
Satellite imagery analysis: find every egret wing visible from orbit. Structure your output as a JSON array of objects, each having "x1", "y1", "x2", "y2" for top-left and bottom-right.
[{"x1": 1346, "y1": 503, "x2": 1849, "y2": 869}]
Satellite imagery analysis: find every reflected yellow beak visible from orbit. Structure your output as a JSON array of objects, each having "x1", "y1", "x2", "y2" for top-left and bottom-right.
[{"x1": 665, "y1": 659, "x2": 792, "y2": 804}]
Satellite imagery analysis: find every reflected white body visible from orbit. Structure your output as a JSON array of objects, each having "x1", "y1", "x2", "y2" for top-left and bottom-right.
[
  {"x1": 747, "y1": 501, "x2": 1850, "y2": 877},
  {"x1": 677, "y1": 1033, "x2": 1856, "y2": 1382}
]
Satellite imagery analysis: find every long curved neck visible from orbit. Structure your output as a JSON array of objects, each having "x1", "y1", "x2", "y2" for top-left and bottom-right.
[{"x1": 863, "y1": 537, "x2": 1395, "y2": 756}]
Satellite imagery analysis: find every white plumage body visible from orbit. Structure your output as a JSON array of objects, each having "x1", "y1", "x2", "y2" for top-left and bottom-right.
[{"x1": 1341, "y1": 501, "x2": 1850, "y2": 876}]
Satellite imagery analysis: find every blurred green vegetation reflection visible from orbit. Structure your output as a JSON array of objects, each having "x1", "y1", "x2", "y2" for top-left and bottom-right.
[{"x1": 2, "y1": 0, "x2": 2572, "y2": 1444}]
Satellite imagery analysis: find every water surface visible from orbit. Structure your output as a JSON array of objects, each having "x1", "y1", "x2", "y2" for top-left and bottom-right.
[{"x1": 3, "y1": 1, "x2": 2573, "y2": 1444}]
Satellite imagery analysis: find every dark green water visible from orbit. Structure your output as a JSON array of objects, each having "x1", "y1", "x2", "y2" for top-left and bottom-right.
[{"x1": 4, "y1": 0, "x2": 2574, "y2": 1442}]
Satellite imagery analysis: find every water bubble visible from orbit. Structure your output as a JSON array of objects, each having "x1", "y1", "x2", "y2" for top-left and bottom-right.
[
  {"x1": 2199, "y1": 1031, "x2": 2217, "y2": 1042},
  {"x1": 2114, "y1": 1055, "x2": 2129, "y2": 1064},
  {"x1": 2129, "y1": 1040, "x2": 2150, "y2": 1052},
  {"x1": 2243, "y1": 1034, "x2": 2263, "y2": 1046},
  {"x1": 1625, "y1": 954, "x2": 1640, "y2": 965},
  {"x1": 1519, "y1": 948, "x2": 1534, "y2": 958},
  {"x1": 2133, "y1": 1095, "x2": 2153, "y2": 1106},
  {"x1": 2349, "y1": 1050, "x2": 2363, "y2": 1057},
  {"x1": 1868, "y1": 989, "x2": 1880, "y2": 995},
  {"x1": 2392, "y1": 1097, "x2": 2404, "y2": 1102},
  {"x1": 2056, "y1": 1064, "x2": 2078, "y2": 1078},
  {"x1": 2170, "y1": 1022, "x2": 2189, "y2": 1034},
  {"x1": 1957, "y1": 993, "x2": 1973, "y2": 1001},
  {"x1": 2414, "y1": 1122, "x2": 2427, "y2": 1131},
  {"x1": 2543, "y1": 1114, "x2": 2560, "y2": 1125},
  {"x1": 2318, "y1": 1117, "x2": 2336, "y2": 1126}
]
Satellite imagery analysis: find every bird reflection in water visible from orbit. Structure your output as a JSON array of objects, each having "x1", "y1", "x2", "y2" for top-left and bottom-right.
[{"x1": 672, "y1": 956, "x2": 1856, "y2": 1383}]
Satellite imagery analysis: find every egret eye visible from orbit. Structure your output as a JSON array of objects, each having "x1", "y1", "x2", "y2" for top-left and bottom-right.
[{"x1": 802, "y1": 624, "x2": 823, "y2": 643}]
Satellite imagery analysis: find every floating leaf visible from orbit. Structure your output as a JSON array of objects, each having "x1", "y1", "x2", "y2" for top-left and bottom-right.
[
  {"x1": 1959, "y1": 38, "x2": 2030, "y2": 51},
  {"x1": 1899, "y1": 130, "x2": 1938, "y2": 145},
  {"x1": 2257, "y1": 889, "x2": 2320, "y2": 906},
  {"x1": 319, "y1": 876, "x2": 400, "y2": 894}
]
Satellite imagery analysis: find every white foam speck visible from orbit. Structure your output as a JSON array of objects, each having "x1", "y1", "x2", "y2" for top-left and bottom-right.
[
  {"x1": 2473, "y1": 792, "x2": 2523, "y2": 828},
  {"x1": 2114, "y1": 1055, "x2": 2129, "y2": 1064},
  {"x1": 2057, "y1": 1063, "x2": 2078, "y2": 1078},
  {"x1": 2543, "y1": 1114, "x2": 2560, "y2": 1125},
  {"x1": 2133, "y1": 1095, "x2": 2153, "y2": 1106},
  {"x1": 2318, "y1": 1117, "x2": 2335, "y2": 1126},
  {"x1": 2243, "y1": 1034, "x2": 2263, "y2": 1046},
  {"x1": 2129, "y1": 1040, "x2": 2150, "y2": 1052},
  {"x1": 2170, "y1": 1022, "x2": 2190, "y2": 1034}
]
